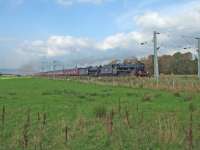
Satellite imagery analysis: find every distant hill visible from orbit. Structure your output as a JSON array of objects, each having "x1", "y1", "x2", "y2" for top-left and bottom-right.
[{"x1": 0, "y1": 68, "x2": 19, "y2": 75}]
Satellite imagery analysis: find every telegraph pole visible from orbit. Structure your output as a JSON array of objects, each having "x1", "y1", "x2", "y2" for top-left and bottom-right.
[
  {"x1": 196, "y1": 38, "x2": 200, "y2": 79},
  {"x1": 153, "y1": 31, "x2": 160, "y2": 81},
  {"x1": 53, "y1": 60, "x2": 57, "y2": 79}
]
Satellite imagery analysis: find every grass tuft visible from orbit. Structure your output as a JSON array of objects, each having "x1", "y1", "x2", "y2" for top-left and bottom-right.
[
  {"x1": 142, "y1": 94, "x2": 153, "y2": 102},
  {"x1": 94, "y1": 105, "x2": 107, "y2": 119}
]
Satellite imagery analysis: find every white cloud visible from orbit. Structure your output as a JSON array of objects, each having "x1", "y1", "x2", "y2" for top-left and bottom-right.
[
  {"x1": 56, "y1": 0, "x2": 111, "y2": 6},
  {"x1": 19, "y1": 33, "x2": 143, "y2": 57},
  {"x1": 98, "y1": 32, "x2": 148, "y2": 50},
  {"x1": 134, "y1": 4, "x2": 200, "y2": 32},
  {"x1": 117, "y1": 0, "x2": 200, "y2": 31},
  {"x1": 12, "y1": 0, "x2": 200, "y2": 69},
  {"x1": 135, "y1": 12, "x2": 174, "y2": 30},
  {"x1": 78, "y1": 0, "x2": 107, "y2": 4},
  {"x1": 18, "y1": 36, "x2": 95, "y2": 57},
  {"x1": 116, "y1": 0, "x2": 200, "y2": 53},
  {"x1": 16, "y1": 33, "x2": 148, "y2": 68}
]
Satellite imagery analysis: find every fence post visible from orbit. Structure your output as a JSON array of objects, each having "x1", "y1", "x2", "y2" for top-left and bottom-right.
[
  {"x1": 172, "y1": 80, "x2": 175, "y2": 89},
  {"x1": 2, "y1": 105, "x2": 5, "y2": 126}
]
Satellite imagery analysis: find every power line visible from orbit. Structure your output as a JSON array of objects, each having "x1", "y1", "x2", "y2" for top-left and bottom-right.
[{"x1": 139, "y1": 32, "x2": 200, "y2": 78}]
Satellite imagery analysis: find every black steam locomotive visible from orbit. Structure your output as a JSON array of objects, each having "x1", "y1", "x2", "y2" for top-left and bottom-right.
[{"x1": 80, "y1": 63, "x2": 147, "y2": 76}]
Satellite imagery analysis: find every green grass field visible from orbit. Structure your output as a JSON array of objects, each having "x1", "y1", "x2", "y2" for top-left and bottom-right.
[{"x1": 0, "y1": 77, "x2": 200, "y2": 150}]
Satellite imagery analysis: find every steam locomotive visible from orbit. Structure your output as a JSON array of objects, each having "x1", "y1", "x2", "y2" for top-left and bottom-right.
[{"x1": 36, "y1": 62, "x2": 148, "y2": 77}]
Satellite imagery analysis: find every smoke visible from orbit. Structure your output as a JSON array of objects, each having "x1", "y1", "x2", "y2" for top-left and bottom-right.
[{"x1": 17, "y1": 61, "x2": 41, "y2": 74}]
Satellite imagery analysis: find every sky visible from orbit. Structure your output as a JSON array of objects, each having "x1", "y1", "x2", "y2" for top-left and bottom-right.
[{"x1": 0, "y1": 0, "x2": 200, "y2": 70}]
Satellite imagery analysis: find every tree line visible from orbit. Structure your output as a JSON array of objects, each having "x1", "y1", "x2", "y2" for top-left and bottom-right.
[{"x1": 141, "y1": 52, "x2": 198, "y2": 75}]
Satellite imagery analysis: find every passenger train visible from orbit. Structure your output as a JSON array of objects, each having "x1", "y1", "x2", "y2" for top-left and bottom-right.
[{"x1": 36, "y1": 62, "x2": 148, "y2": 77}]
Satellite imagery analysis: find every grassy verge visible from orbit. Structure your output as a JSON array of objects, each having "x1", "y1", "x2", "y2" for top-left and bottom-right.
[{"x1": 0, "y1": 78, "x2": 200, "y2": 149}]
